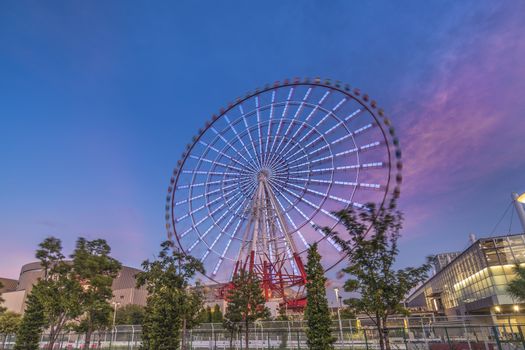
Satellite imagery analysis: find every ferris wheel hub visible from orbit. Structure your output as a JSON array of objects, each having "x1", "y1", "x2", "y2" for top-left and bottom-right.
[{"x1": 257, "y1": 168, "x2": 272, "y2": 181}]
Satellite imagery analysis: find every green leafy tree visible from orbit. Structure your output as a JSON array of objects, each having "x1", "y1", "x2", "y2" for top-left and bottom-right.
[
  {"x1": 115, "y1": 304, "x2": 145, "y2": 325},
  {"x1": 71, "y1": 237, "x2": 122, "y2": 349},
  {"x1": 508, "y1": 265, "x2": 525, "y2": 301},
  {"x1": 212, "y1": 304, "x2": 223, "y2": 323},
  {"x1": 304, "y1": 243, "x2": 335, "y2": 350},
  {"x1": 196, "y1": 306, "x2": 211, "y2": 324},
  {"x1": 325, "y1": 203, "x2": 432, "y2": 350},
  {"x1": 14, "y1": 292, "x2": 45, "y2": 350},
  {"x1": 136, "y1": 241, "x2": 204, "y2": 350},
  {"x1": 0, "y1": 311, "x2": 21, "y2": 348},
  {"x1": 16, "y1": 237, "x2": 84, "y2": 350},
  {"x1": 275, "y1": 306, "x2": 289, "y2": 349},
  {"x1": 224, "y1": 270, "x2": 270, "y2": 350},
  {"x1": 275, "y1": 305, "x2": 289, "y2": 321}
]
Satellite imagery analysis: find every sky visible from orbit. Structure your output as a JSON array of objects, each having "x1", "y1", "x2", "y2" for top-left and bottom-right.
[{"x1": 1, "y1": 1, "x2": 524, "y2": 281}]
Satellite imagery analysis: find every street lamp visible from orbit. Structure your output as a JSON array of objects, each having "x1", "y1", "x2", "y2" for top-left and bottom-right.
[
  {"x1": 109, "y1": 301, "x2": 121, "y2": 349},
  {"x1": 334, "y1": 288, "x2": 344, "y2": 345}
]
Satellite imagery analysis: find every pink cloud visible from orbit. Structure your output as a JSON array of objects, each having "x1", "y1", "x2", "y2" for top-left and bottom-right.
[{"x1": 397, "y1": 9, "x2": 525, "y2": 201}]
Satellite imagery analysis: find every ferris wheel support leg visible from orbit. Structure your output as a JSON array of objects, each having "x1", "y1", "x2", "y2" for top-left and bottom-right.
[
  {"x1": 293, "y1": 253, "x2": 307, "y2": 283},
  {"x1": 249, "y1": 250, "x2": 255, "y2": 274},
  {"x1": 262, "y1": 260, "x2": 271, "y2": 300}
]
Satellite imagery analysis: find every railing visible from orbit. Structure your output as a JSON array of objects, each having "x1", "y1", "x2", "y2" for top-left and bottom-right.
[{"x1": 2, "y1": 318, "x2": 525, "y2": 349}]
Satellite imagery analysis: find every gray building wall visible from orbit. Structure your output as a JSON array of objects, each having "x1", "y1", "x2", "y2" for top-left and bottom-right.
[{"x1": 0, "y1": 262, "x2": 147, "y2": 314}]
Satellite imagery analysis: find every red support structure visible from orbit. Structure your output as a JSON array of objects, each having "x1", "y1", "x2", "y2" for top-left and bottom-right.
[{"x1": 219, "y1": 249, "x2": 307, "y2": 310}]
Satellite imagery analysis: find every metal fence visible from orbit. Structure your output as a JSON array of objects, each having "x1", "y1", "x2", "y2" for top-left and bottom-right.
[{"x1": 2, "y1": 318, "x2": 525, "y2": 350}]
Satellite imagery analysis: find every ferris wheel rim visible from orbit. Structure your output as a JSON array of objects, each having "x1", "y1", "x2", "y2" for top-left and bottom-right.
[{"x1": 166, "y1": 77, "x2": 402, "y2": 282}]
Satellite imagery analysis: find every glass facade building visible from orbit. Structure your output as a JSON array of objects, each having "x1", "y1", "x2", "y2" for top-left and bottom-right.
[{"x1": 407, "y1": 234, "x2": 525, "y2": 321}]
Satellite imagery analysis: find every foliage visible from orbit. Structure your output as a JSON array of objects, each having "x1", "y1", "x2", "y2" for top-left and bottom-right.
[
  {"x1": 224, "y1": 270, "x2": 270, "y2": 350},
  {"x1": 15, "y1": 236, "x2": 121, "y2": 350},
  {"x1": 275, "y1": 305, "x2": 289, "y2": 321},
  {"x1": 196, "y1": 304, "x2": 223, "y2": 324},
  {"x1": 136, "y1": 240, "x2": 204, "y2": 350},
  {"x1": 325, "y1": 203, "x2": 432, "y2": 350},
  {"x1": 71, "y1": 237, "x2": 122, "y2": 348},
  {"x1": 22, "y1": 237, "x2": 84, "y2": 350},
  {"x1": 115, "y1": 304, "x2": 145, "y2": 325},
  {"x1": 14, "y1": 292, "x2": 46, "y2": 350},
  {"x1": 0, "y1": 281, "x2": 5, "y2": 314},
  {"x1": 0, "y1": 311, "x2": 21, "y2": 348},
  {"x1": 340, "y1": 307, "x2": 356, "y2": 320},
  {"x1": 304, "y1": 243, "x2": 335, "y2": 350},
  {"x1": 196, "y1": 306, "x2": 212, "y2": 323},
  {"x1": 212, "y1": 304, "x2": 223, "y2": 322},
  {"x1": 508, "y1": 265, "x2": 525, "y2": 301}
]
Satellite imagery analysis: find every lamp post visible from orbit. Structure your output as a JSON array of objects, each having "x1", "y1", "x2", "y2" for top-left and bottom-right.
[
  {"x1": 512, "y1": 193, "x2": 525, "y2": 233},
  {"x1": 109, "y1": 301, "x2": 120, "y2": 349},
  {"x1": 334, "y1": 288, "x2": 344, "y2": 345}
]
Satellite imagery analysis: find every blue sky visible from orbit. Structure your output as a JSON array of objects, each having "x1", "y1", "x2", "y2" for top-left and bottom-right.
[{"x1": 1, "y1": 1, "x2": 524, "y2": 281}]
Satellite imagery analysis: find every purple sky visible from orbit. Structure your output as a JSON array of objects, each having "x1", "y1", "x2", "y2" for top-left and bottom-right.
[{"x1": 1, "y1": 2, "x2": 524, "y2": 283}]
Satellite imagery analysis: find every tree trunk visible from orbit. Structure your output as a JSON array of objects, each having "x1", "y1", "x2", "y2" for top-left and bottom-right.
[
  {"x1": 181, "y1": 318, "x2": 187, "y2": 350},
  {"x1": 245, "y1": 319, "x2": 249, "y2": 350},
  {"x1": 48, "y1": 329, "x2": 57, "y2": 350},
  {"x1": 376, "y1": 315, "x2": 385, "y2": 350},
  {"x1": 84, "y1": 328, "x2": 92, "y2": 350},
  {"x1": 382, "y1": 317, "x2": 391, "y2": 350}
]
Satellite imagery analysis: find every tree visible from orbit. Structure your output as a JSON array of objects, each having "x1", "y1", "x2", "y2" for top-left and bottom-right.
[
  {"x1": 508, "y1": 265, "x2": 525, "y2": 301},
  {"x1": 212, "y1": 304, "x2": 223, "y2": 323},
  {"x1": 325, "y1": 203, "x2": 432, "y2": 350},
  {"x1": 196, "y1": 306, "x2": 211, "y2": 324},
  {"x1": 115, "y1": 304, "x2": 145, "y2": 325},
  {"x1": 16, "y1": 237, "x2": 84, "y2": 350},
  {"x1": 136, "y1": 241, "x2": 204, "y2": 350},
  {"x1": 0, "y1": 311, "x2": 21, "y2": 349},
  {"x1": 275, "y1": 306, "x2": 289, "y2": 349},
  {"x1": 71, "y1": 237, "x2": 122, "y2": 349},
  {"x1": 224, "y1": 270, "x2": 270, "y2": 350},
  {"x1": 14, "y1": 292, "x2": 45, "y2": 350},
  {"x1": 304, "y1": 243, "x2": 335, "y2": 350}
]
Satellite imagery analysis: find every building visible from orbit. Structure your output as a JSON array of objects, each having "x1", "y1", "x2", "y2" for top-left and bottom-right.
[
  {"x1": 433, "y1": 252, "x2": 461, "y2": 273},
  {"x1": 0, "y1": 262, "x2": 147, "y2": 314},
  {"x1": 406, "y1": 233, "x2": 525, "y2": 324}
]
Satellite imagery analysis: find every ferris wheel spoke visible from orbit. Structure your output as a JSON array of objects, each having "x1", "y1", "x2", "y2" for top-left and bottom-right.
[
  {"x1": 214, "y1": 217, "x2": 246, "y2": 276},
  {"x1": 285, "y1": 111, "x2": 372, "y2": 161},
  {"x1": 273, "y1": 88, "x2": 312, "y2": 156},
  {"x1": 181, "y1": 169, "x2": 240, "y2": 179},
  {"x1": 188, "y1": 202, "x2": 231, "y2": 244},
  {"x1": 190, "y1": 156, "x2": 243, "y2": 173},
  {"x1": 224, "y1": 115, "x2": 258, "y2": 167},
  {"x1": 310, "y1": 221, "x2": 343, "y2": 252},
  {"x1": 198, "y1": 140, "x2": 255, "y2": 172},
  {"x1": 275, "y1": 91, "x2": 329, "y2": 158},
  {"x1": 240, "y1": 108, "x2": 263, "y2": 168},
  {"x1": 272, "y1": 194, "x2": 309, "y2": 248},
  {"x1": 275, "y1": 188, "x2": 341, "y2": 252},
  {"x1": 267, "y1": 88, "x2": 294, "y2": 163},
  {"x1": 254, "y1": 96, "x2": 266, "y2": 164},
  {"x1": 262, "y1": 91, "x2": 276, "y2": 165},
  {"x1": 281, "y1": 110, "x2": 336, "y2": 160}
]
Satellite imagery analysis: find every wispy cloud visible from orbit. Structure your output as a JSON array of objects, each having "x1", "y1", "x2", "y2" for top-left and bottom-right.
[{"x1": 398, "y1": 4, "x2": 525, "y2": 201}]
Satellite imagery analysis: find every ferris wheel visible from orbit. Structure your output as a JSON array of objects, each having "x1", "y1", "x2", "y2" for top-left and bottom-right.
[{"x1": 165, "y1": 78, "x2": 402, "y2": 298}]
